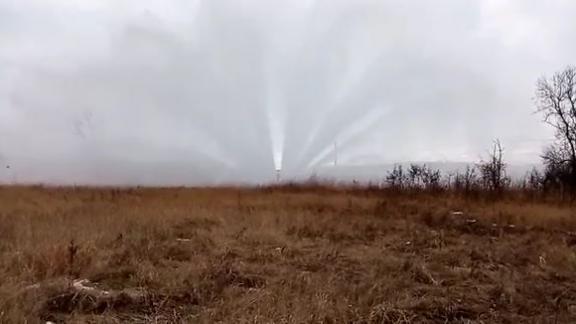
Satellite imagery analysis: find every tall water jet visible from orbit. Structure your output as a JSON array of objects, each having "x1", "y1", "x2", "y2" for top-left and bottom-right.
[
  {"x1": 266, "y1": 69, "x2": 286, "y2": 180},
  {"x1": 268, "y1": 104, "x2": 285, "y2": 176}
]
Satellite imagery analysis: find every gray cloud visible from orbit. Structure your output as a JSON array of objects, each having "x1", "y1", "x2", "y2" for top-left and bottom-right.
[{"x1": 0, "y1": 0, "x2": 574, "y2": 184}]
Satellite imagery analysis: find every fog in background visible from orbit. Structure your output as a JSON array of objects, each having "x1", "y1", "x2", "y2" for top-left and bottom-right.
[{"x1": 1, "y1": 0, "x2": 575, "y2": 185}]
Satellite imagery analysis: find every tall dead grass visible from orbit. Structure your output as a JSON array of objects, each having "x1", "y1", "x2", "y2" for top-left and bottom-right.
[{"x1": 0, "y1": 185, "x2": 575, "y2": 323}]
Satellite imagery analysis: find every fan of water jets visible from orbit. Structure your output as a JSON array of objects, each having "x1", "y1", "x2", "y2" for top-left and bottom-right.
[{"x1": 10, "y1": 0, "x2": 396, "y2": 184}]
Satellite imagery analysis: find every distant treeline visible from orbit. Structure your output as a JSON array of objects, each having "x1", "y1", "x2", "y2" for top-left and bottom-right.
[
  {"x1": 383, "y1": 65, "x2": 576, "y2": 199},
  {"x1": 279, "y1": 138, "x2": 572, "y2": 201}
]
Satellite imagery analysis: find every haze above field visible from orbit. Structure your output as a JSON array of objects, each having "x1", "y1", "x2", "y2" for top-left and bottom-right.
[{"x1": 1, "y1": 0, "x2": 575, "y2": 184}]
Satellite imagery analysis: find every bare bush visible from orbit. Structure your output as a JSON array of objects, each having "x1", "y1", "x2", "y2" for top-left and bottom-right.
[
  {"x1": 386, "y1": 164, "x2": 406, "y2": 190},
  {"x1": 478, "y1": 140, "x2": 510, "y2": 194},
  {"x1": 452, "y1": 165, "x2": 479, "y2": 194}
]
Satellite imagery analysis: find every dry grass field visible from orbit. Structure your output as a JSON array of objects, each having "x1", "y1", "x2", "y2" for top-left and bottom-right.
[{"x1": 1, "y1": 185, "x2": 576, "y2": 323}]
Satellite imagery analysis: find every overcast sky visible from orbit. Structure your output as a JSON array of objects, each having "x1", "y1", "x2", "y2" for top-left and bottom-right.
[{"x1": 0, "y1": 0, "x2": 574, "y2": 184}]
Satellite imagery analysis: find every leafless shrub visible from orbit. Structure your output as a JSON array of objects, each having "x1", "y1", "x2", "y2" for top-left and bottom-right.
[{"x1": 478, "y1": 139, "x2": 510, "y2": 194}]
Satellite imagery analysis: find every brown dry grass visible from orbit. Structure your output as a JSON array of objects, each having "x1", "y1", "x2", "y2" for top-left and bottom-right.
[{"x1": 1, "y1": 185, "x2": 576, "y2": 323}]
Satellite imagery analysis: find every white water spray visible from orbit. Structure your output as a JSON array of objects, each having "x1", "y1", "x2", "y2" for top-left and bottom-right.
[
  {"x1": 306, "y1": 106, "x2": 391, "y2": 169},
  {"x1": 266, "y1": 67, "x2": 286, "y2": 179}
]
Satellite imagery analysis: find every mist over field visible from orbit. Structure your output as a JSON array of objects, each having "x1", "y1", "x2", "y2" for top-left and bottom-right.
[{"x1": 1, "y1": 0, "x2": 575, "y2": 184}]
